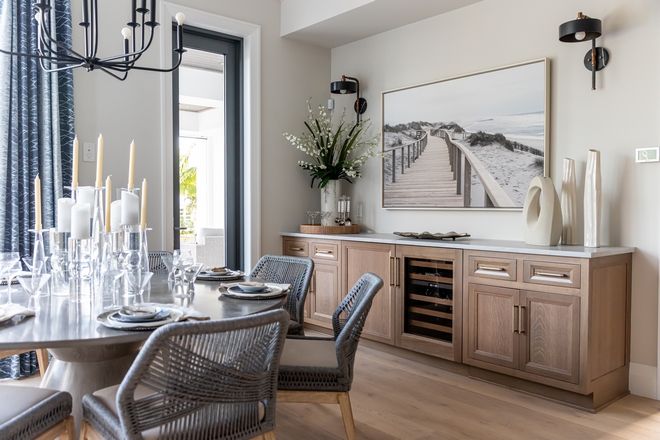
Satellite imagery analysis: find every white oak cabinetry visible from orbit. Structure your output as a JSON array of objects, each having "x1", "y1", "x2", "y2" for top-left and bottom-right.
[
  {"x1": 282, "y1": 233, "x2": 633, "y2": 411},
  {"x1": 463, "y1": 250, "x2": 631, "y2": 411}
]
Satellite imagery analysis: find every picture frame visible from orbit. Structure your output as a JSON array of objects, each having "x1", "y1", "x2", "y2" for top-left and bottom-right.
[{"x1": 381, "y1": 58, "x2": 550, "y2": 210}]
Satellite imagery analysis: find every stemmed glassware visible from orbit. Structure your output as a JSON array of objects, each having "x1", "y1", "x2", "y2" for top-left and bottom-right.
[
  {"x1": 306, "y1": 211, "x2": 320, "y2": 225},
  {"x1": 172, "y1": 250, "x2": 193, "y2": 286},
  {"x1": 125, "y1": 271, "x2": 154, "y2": 304},
  {"x1": 0, "y1": 253, "x2": 21, "y2": 308},
  {"x1": 320, "y1": 211, "x2": 333, "y2": 225},
  {"x1": 181, "y1": 263, "x2": 204, "y2": 297},
  {"x1": 17, "y1": 273, "x2": 51, "y2": 309},
  {"x1": 161, "y1": 253, "x2": 175, "y2": 285}
]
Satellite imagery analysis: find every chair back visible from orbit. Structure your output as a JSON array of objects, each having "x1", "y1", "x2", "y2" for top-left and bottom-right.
[
  {"x1": 333, "y1": 272, "x2": 383, "y2": 381},
  {"x1": 115, "y1": 309, "x2": 289, "y2": 439},
  {"x1": 147, "y1": 251, "x2": 171, "y2": 272},
  {"x1": 250, "y1": 255, "x2": 314, "y2": 328}
]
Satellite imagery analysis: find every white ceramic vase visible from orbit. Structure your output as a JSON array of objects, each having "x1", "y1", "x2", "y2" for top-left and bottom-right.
[
  {"x1": 321, "y1": 180, "x2": 340, "y2": 226},
  {"x1": 584, "y1": 149, "x2": 602, "y2": 248},
  {"x1": 560, "y1": 158, "x2": 578, "y2": 245},
  {"x1": 522, "y1": 176, "x2": 563, "y2": 246}
]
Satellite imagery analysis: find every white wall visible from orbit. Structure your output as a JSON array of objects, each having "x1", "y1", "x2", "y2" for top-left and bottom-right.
[
  {"x1": 331, "y1": 0, "x2": 660, "y2": 393},
  {"x1": 73, "y1": 0, "x2": 330, "y2": 261}
]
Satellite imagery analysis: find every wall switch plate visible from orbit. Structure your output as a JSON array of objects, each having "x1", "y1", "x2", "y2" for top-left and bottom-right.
[
  {"x1": 327, "y1": 98, "x2": 335, "y2": 110},
  {"x1": 636, "y1": 147, "x2": 659, "y2": 163},
  {"x1": 83, "y1": 143, "x2": 95, "y2": 162}
]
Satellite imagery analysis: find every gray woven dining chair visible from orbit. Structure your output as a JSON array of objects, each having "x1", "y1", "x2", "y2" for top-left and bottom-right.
[
  {"x1": 249, "y1": 255, "x2": 314, "y2": 336},
  {"x1": 276, "y1": 272, "x2": 384, "y2": 440},
  {"x1": 148, "y1": 251, "x2": 172, "y2": 272},
  {"x1": 0, "y1": 385, "x2": 75, "y2": 440},
  {"x1": 80, "y1": 309, "x2": 289, "y2": 440}
]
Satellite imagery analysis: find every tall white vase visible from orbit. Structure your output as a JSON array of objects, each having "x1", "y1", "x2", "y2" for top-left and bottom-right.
[
  {"x1": 560, "y1": 158, "x2": 578, "y2": 245},
  {"x1": 584, "y1": 149, "x2": 602, "y2": 248},
  {"x1": 321, "y1": 180, "x2": 340, "y2": 226},
  {"x1": 522, "y1": 176, "x2": 563, "y2": 246}
]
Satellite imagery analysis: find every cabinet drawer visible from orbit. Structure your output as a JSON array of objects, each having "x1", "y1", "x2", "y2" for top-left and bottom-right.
[
  {"x1": 523, "y1": 260, "x2": 581, "y2": 289},
  {"x1": 283, "y1": 240, "x2": 309, "y2": 257},
  {"x1": 468, "y1": 255, "x2": 516, "y2": 281},
  {"x1": 312, "y1": 242, "x2": 339, "y2": 261}
]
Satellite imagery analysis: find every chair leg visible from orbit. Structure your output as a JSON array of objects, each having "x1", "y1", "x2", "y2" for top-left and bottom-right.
[
  {"x1": 263, "y1": 431, "x2": 277, "y2": 440},
  {"x1": 36, "y1": 349, "x2": 49, "y2": 377},
  {"x1": 80, "y1": 420, "x2": 105, "y2": 440},
  {"x1": 64, "y1": 415, "x2": 76, "y2": 440},
  {"x1": 337, "y1": 392, "x2": 356, "y2": 440}
]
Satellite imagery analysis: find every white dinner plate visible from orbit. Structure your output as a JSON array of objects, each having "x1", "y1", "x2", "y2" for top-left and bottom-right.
[
  {"x1": 226, "y1": 285, "x2": 284, "y2": 298},
  {"x1": 97, "y1": 308, "x2": 183, "y2": 330},
  {"x1": 117, "y1": 305, "x2": 162, "y2": 320}
]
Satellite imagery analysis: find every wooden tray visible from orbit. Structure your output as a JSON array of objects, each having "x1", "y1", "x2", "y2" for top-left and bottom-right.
[{"x1": 300, "y1": 224, "x2": 360, "y2": 235}]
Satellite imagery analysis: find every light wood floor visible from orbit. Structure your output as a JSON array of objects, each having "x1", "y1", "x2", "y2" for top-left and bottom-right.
[{"x1": 4, "y1": 346, "x2": 660, "y2": 439}]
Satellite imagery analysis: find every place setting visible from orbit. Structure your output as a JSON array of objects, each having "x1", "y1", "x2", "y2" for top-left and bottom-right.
[
  {"x1": 219, "y1": 281, "x2": 289, "y2": 300},
  {"x1": 96, "y1": 303, "x2": 210, "y2": 331},
  {"x1": 197, "y1": 266, "x2": 246, "y2": 281}
]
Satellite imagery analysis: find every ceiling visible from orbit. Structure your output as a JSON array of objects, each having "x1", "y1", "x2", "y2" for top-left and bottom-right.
[{"x1": 280, "y1": 0, "x2": 482, "y2": 49}]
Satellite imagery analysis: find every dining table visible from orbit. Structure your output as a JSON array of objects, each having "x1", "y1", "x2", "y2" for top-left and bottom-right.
[{"x1": 0, "y1": 273, "x2": 286, "y2": 430}]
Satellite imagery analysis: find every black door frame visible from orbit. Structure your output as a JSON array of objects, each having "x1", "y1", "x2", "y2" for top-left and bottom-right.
[{"x1": 172, "y1": 26, "x2": 244, "y2": 270}]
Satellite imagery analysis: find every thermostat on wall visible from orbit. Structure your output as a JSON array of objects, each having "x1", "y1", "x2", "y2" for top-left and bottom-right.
[{"x1": 635, "y1": 147, "x2": 659, "y2": 163}]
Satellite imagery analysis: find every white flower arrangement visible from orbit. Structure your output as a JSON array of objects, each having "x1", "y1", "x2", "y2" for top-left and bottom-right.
[{"x1": 284, "y1": 100, "x2": 381, "y2": 188}]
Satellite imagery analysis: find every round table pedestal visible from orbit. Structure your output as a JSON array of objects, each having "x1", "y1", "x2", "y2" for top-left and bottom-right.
[{"x1": 41, "y1": 341, "x2": 143, "y2": 432}]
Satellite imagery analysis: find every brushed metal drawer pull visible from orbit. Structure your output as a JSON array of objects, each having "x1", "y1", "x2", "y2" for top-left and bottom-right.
[
  {"x1": 519, "y1": 305, "x2": 526, "y2": 334},
  {"x1": 513, "y1": 305, "x2": 520, "y2": 334},
  {"x1": 290, "y1": 247, "x2": 304, "y2": 251},
  {"x1": 389, "y1": 257, "x2": 395, "y2": 286},
  {"x1": 315, "y1": 250, "x2": 333, "y2": 255},
  {"x1": 478, "y1": 265, "x2": 506, "y2": 272},
  {"x1": 535, "y1": 270, "x2": 567, "y2": 278}
]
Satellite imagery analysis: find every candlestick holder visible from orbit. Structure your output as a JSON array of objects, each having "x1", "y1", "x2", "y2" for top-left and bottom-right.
[
  {"x1": 122, "y1": 224, "x2": 142, "y2": 297},
  {"x1": 140, "y1": 228, "x2": 151, "y2": 273},
  {"x1": 28, "y1": 229, "x2": 47, "y2": 275},
  {"x1": 49, "y1": 229, "x2": 70, "y2": 296},
  {"x1": 90, "y1": 187, "x2": 105, "y2": 288},
  {"x1": 68, "y1": 237, "x2": 92, "y2": 303},
  {"x1": 116, "y1": 187, "x2": 140, "y2": 200},
  {"x1": 99, "y1": 231, "x2": 124, "y2": 309}
]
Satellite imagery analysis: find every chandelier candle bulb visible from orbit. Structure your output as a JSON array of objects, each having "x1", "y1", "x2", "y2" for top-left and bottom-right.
[
  {"x1": 121, "y1": 191, "x2": 139, "y2": 225},
  {"x1": 77, "y1": 187, "x2": 95, "y2": 217},
  {"x1": 95, "y1": 134, "x2": 104, "y2": 188},
  {"x1": 72, "y1": 135, "x2": 79, "y2": 188},
  {"x1": 34, "y1": 175, "x2": 42, "y2": 230},
  {"x1": 128, "y1": 140, "x2": 136, "y2": 189},
  {"x1": 105, "y1": 176, "x2": 112, "y2": 233},
  {"x1": 140, "y1": 179, "x2": 147, "y2": 230},
  {"x1": 57, "y1": 198, "x2": 75, "y2": 232},
  {"x1": 71, "y1": 203, "x2": 91, "y2": 239},
  {"x1": 110, "y1": 200, "x2": 122, "y2": 232}
]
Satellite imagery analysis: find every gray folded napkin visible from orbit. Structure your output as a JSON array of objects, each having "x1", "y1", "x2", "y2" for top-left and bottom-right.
[
  {"x1": 219, "y1": 282, "x2": 291, "y2": 292},
  {"x1": 0, "y1": 304, "x2": 35, "y2": 323}
]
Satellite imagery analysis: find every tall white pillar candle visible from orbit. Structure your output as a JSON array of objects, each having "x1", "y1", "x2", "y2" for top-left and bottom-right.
[
  {"x1": 71, "y1": 203, "x2": 91, "y2": 239},
  {"x1": 128, "y1": 140, "x2": 136, "y2": 189},
  {"x1": 110, "y1": 200, "x2": 122, "y2": 232},
  {"x1": 77, "y1": 187, "x2": 95, "y2": 217},
  {"x1": 140, "y1": 179, "x2": 147, "y2": 230},
  {"x1": 34, "y1": 175, "x2": 42, "y2": 230},
  {"x1": 72, "y1": 135, "x2": 79, "y2": 188},
  {"x1": 57, "y1": 198, "x2": 75, "y2": 232},
  {"x1": 95, "y1": 134, "x2": 104, "y2": 188},
  {"x1": 121, "y1": 191, "x2": 140, "y2": 225}
]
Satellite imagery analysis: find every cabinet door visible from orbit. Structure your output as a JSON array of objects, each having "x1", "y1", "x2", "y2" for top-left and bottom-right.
[
  {"x1": 342, "y1": 242, "x2": 396, "y2": 344},
  {"x1": 466, "y1": 283, "x2": 519, "y2": 369},
  {"x1": 308, "y1": 263, "x2": 340, "y2": 328},
  {"x1": 519, "y1": 290, "x2": 580, "y2": 383}
]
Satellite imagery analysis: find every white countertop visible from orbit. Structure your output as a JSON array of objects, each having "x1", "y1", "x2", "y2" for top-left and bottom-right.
[{"x1": 281, "y1": 232, "x2": 635, "y2": 258}]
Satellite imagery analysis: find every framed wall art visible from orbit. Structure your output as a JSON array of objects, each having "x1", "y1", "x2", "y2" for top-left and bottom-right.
[{"x1": 382, "y1": 58, "x2": 549, "y2": 209}]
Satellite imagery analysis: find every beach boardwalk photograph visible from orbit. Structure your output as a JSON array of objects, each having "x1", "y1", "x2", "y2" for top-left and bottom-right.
[{"x1": 382, "y1": 59, "x2": 548, "y2": 209}]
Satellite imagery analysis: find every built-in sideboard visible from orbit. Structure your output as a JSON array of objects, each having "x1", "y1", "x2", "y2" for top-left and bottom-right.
[{"x1": 281, "y1": 232, "x2": 634, "y2": 412}]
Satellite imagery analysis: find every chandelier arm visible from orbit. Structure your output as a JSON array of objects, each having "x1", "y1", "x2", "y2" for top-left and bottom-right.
[
  {"x1": 37, "y1": 13, "x2": 86, "y2": 61},
  {"x1": 39, "y1": 58, "x2": 86, "y2": 72},
  {"x1": 124, "y1": 51, "x2": 184, "y2": 73},
  {"x1": 37, "y1": 30, "x2": 81, "y2": 64},
  {"x1": 99, "y1": 67, "x2": 129, "y2": 81},
  {"x1": 98, "y1": 30, "x2": 155, "y2": 64},
  {"x1": 91, "y1": 0, "x2": 99, "y2": 59}
]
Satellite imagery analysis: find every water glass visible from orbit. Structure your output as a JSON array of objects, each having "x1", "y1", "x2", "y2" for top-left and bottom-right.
[{"x1": 17, "y1": 273, "x2": 51, "y2": 298}]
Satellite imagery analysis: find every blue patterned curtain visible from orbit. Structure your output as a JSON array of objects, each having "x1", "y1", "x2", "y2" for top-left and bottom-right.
[{"x1": 0, "y1": 0, "x2": 74, "y2": 379}]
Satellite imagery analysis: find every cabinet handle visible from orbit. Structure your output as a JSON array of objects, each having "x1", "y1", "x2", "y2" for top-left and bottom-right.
[
  {"x1": 396, "y1": 257, "x2": 401, "y2": 287},
  {"x1": 478, "y1": 265, "x2": 506, "y2": 272},
  {"x1": 389, "y1": 257, "x2": 395, "y2": 286},
  {"x1": 315, "y1": 250, "x2": 333, "y2": 255},
  {"x1": 519, "y1": 305, "x2": 525, "y2": 334},
  {"x1": 534, "y1": 270, "x2": 567, "y2": 278},
  {"x1": 513, "y1": 305, "x2": 519, "y2": 333},
  {"x1": 290, "y1": 247, "x2": 304, "y2": 251}
]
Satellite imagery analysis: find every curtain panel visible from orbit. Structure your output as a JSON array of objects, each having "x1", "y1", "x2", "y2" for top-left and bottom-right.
[{"x1": 0, "y1": 0, "x2": 74, "y2": 379}]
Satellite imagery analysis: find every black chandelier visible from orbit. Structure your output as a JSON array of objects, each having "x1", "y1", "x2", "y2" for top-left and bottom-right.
[{"x1": 0, "y1": 0, "x2": 186, "y2": 81}]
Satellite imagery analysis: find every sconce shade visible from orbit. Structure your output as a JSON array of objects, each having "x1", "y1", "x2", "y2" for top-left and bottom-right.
[
  {"x1": 559, "y1": 16, "x2": 602, "y2": 42},
  {"x1": 331, "y1": 80, "x2": 357, "y2": 94}
]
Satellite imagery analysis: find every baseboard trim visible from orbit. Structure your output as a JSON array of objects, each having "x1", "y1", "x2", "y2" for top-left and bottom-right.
[{"x1": 629, "y1": 362, "x2": 657, "y2": 400}]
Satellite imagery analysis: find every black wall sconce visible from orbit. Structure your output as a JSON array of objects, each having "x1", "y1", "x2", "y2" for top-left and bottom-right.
[
  {"x1": 331, "y1": 75, "x2": 367, "y2": 125},
  {"x1": 559, "y1": 12, "x2": 609, "y2": 90}
]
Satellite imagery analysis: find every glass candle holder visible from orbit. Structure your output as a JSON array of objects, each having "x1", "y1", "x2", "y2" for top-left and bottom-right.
[
  {"x1": 122, "y1": 224, "x2": 141, "y2": 297},
  {"x1": 68, "y1": 237, "x2": 92, "y2": 303},
  {"x1": 49, "y1": 229, "x2": 70, "y2": 296},
  {"x1": 90, "y1": 187, "x2": 105, "y2": 288}
]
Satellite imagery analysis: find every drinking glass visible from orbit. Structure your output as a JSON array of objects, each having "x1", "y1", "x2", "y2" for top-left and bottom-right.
[
  {"x1": 161, "y1": 254, "x2": 175, "y2": 285},
  {"x1": 124, "y1": 270, "x2": 153, "y2": 299},
  {"x1": 320, "y1": 211, "x2": 333, "y2": 224},
  {"x1": 173, "y1": 250, "x2": 193, "y2": 287},
  {"x1": 17, "y1": 273, "x2": 51, "y2": 298},
  {"x1": 0, "y1": 253, "x2": 21, "y2": 307},
  {"x1": 310, "y1": 211, "x2": 320, "y2": 225},
  {"x1": 174, "y1": 263, "x2": 203, "y2": 298},
  {"x1": 306, "y1": 211, "x2": 314, "y2": 225}
]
